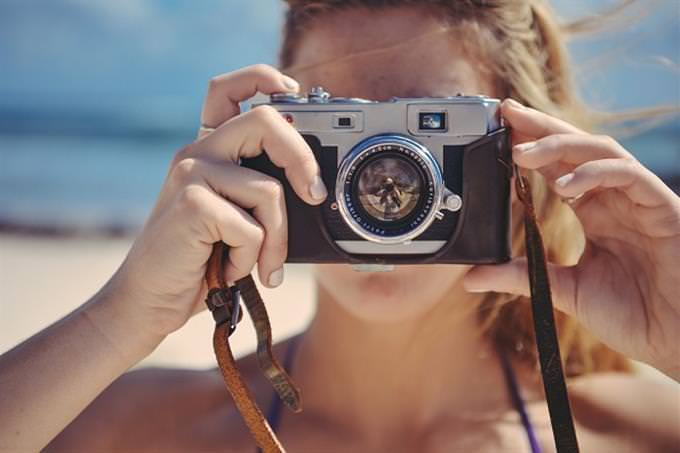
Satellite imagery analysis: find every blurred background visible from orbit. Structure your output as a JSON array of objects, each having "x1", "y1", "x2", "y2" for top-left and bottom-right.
[{"x1": 0, "y1": 0, "x2": 678, "y2": 369}]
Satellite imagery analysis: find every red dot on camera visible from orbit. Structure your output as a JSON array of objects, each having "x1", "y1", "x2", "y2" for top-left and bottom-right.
[{"x1": 284, "y1": 114, "x2": 294, "y2": 124}]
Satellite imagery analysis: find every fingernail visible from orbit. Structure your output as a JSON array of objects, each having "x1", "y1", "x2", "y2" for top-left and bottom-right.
[
  {"x1": 268, "y1": 267, "x2": 284, "y2": 287},
  {"x1": 555, "y1": 173, "x2": 575, "y2": 187},
  {"x1": 514, "y1": 141, "x2": 537, "y2": 153},
  {"x1": 505, "y1": 98, "x2": 526, "y2": 109},
  {"x1": 281, "y1": 75, "x2": 299, "y2": 91},
  {"x1": 309, "y1": 175, "x2": 328, "y2": 201}
]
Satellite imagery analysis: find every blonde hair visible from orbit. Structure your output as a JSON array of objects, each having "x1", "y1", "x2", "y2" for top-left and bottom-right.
[{"x1": 280, "y1": 0, "x2": 633, "y2": 376}]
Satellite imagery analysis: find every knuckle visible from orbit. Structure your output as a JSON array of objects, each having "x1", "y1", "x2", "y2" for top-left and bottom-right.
[
  {"x1": 260, "y1": 177, "x2": 285, "y2": 200},
  {"x1": 592, "y1": 134, "x2": 635, "y2": 160},
  {"x1": 250, "y1": 104, "x2": 281, "y2": 125},
  {"x1": 542, "y1": 133, "x2": 564, "y2": 149},
  {"x1": 580, "y1": 158, "x2": 605, "y2": 173},
  {"x1": 171, "y1": 157, "x2": 199, "y2": 184},
  {"x1": 620, "y1": 157, "x2": 641, "y2": 173},
  {"x1": 170, "y1": 144, "x2": 194, "y2": 168},
  {"x1": 207, "y1": 76, "x2": 222, "y2": 93},
  {"x1": 586, "y1": 159, "x2": 606, "y2": 173},
  {"x1": 248, "y1": 63, "x2": 277, "y2": 78},
  {"x1": 250, "y1": 222, "x2": 266, "y2": 245},
  {"x1": 594, "y1": 134, "x2": 618, "y2": 149},
  {"x1": 177, "y1": 184, "x2": 208, "y2": 216}
]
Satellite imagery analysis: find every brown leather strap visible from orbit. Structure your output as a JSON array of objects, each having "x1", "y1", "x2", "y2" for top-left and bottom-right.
[
  {"x1": 212, "y1": 322, "x2": 283, "y2": 452},
  {"x1": 237, "y1": 276, "x2": 303, "y2": 413},
  {"x1": 516, "y1": 168, "x2": 580, "y2": 453},
  {"x1": 204, "y1": 242, "x2": 301, "y2": 453}
]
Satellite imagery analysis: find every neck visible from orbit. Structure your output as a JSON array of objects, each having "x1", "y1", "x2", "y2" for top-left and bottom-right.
[{"x1": 291, "y1": 278, "x2": 520, "y2": 445}]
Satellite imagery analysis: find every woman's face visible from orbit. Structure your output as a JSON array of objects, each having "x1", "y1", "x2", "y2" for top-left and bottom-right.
[{"x1": 288, "y1": 7, "x2": 498, "y2": 323}]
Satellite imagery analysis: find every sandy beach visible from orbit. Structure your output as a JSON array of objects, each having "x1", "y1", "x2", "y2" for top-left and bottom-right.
[
  {"x1": 1, "y1": 232, "x2": 673, "y2": 385},
  {"x1": 0, "y1": 233, "x2": 317, "y2": 370}
]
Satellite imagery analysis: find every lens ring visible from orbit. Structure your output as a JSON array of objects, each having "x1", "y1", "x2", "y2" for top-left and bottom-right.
[
  {"x1": 335, "y1": 135, "x2": 444, "y2": 244},
  {"x1": 351, "y1": 152, "x2": 426, "y2": 224}
]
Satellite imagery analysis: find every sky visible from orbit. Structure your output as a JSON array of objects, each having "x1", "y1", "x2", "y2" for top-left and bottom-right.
[{"x1": 0, "y1": 0, "x2": 678, "y2": 131}]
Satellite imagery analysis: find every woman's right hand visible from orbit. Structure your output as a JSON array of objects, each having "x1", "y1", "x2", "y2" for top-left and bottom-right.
[{"x1": 105, "y1": 64, "x2": 327, "y2": 340}]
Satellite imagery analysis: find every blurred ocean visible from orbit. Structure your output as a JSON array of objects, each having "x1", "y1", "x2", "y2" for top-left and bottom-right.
[
  {"x1": 0, "y1": 134, "x2": 175, "y2": 235},
  {"x1": 0, "y1": 0, "x2": 678, "y2": 235},
  {"x1": 0, "y1": 115, "x2": 677, "y2": 235}
]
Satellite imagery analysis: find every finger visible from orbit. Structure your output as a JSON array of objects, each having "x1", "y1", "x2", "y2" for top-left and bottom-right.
[
  {"x1": 201, "y1": 64, "x2": 300, "y2": 129},
  {"x1": 501, "y1": 98, "x2": 585, "y2": 140},
  {"x1": 197, "y1": 105, "x2": 327, "y2": 205},
  {"x1": 462, "y1": 257, "x2": 578, "y2": 317},
  {"x1": 175, "y1": 184, "x2": 265, "y2": 283},
  {"x1": 196, "y1": 126, "x2": 216, "y2": 140},
  {"x1": 553, "y1": 158, "x2": 680, "y2": 211},
  {"x1": 536, "y1": 161, "x2": 575, "y2": 187},
  {"x1": 190, "y1": 159, "x2": 288, "y2": 288},
  {"x1": 190, "y1": 280, "x2": 209, "y2": 317},
  {"x1": 513, "y1": 133, "x2": 631, "y2": 172}
]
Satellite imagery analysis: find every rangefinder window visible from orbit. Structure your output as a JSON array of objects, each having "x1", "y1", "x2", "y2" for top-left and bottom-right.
[
  {"x1": 418, "y1": 111, "x2": 447, "y2": 131},
  {"x1": 332, "y1": 113, "x2": 357, "y2": 129},
  {"x1": 338, "y1": 117, "x2": 352, "y2": 127}
]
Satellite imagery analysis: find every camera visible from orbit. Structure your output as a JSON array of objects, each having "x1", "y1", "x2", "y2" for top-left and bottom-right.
[{"x1": 242, "y1": 87, "x2": 512, "y2": 266}]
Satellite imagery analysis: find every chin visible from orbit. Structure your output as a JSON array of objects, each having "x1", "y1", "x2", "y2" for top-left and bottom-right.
[{"x1": 313, "y1": 263, "x2": 470, "y2": 323}]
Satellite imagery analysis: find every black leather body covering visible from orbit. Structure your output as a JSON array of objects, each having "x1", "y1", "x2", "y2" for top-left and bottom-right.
[{"x1": 240, "y1": 127, "x2": 512, "y2": 265}]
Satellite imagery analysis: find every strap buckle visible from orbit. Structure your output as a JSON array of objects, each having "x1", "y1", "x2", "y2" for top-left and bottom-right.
[{"x1": 205, "y1": 286, "x2": 242, "y2": 336}]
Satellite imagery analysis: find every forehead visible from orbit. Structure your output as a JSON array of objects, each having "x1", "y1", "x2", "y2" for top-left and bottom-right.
[{"x1": 285, "y1": 7, "x2": 497, "y2": 101}]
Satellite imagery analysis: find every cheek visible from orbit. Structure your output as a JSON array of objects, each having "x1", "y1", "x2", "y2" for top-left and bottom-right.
[{"x1": 314, "y1": 263, "x2": 470, "y2": 322}]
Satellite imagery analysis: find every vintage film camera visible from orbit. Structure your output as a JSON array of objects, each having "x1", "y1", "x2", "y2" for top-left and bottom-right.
[{"x1": 243, "y1": 87, "x2": 512, "y2": 267}]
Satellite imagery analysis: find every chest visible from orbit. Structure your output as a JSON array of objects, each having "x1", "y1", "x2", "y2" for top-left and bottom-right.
[
  {"x1": 117, "y1": 401, "x2": 648, "y2": 453},
  {"x1": 143, "y1": 409, "x2": 554, "y2": 453}
]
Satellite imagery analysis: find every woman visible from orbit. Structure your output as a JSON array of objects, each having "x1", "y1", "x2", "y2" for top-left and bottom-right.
[{"x1": 2, "y1": 1, "x2": 679, "y2": 451}]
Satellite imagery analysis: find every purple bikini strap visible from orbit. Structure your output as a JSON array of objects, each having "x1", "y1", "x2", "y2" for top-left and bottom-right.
[{"x1": 498, "y1": 346, "x2": 543, "y2": 453}]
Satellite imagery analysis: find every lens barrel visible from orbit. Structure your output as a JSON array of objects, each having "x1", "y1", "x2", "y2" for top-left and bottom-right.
[{"x1": 335, "y1": 135, "x2": 445, "y2": 244}]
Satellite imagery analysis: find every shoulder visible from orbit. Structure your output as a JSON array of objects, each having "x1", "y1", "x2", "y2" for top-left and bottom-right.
[
  {"x1": 44, "y1": 367, "x2": 226, "y2": 451},
  {"x1": 45, "y1": 339, "x2": 288, "y2": 452},
  {"x1": 568, "y1": 371, "x2": 680, "y2": 452}
]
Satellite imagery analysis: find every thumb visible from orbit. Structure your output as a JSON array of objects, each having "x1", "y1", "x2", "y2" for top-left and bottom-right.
[{"x1": 462, "y1": 257, "x2": 578, "y2": 316}]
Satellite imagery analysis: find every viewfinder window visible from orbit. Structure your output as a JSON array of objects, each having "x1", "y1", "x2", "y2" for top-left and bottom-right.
[{"x1": 418, "y1": 112, "x2": 446, "y2": 131}]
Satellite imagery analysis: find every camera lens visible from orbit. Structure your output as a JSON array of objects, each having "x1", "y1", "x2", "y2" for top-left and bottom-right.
[
  {"x1": 335, "y1": 135, "x2": 445, "y2": 244},
  {"x1": 355, "y1": 155, "x2": 422, "y2": 222}
]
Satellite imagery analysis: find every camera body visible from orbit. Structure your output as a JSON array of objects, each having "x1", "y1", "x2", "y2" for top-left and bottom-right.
[{"x1": 243, "y1": 87, "x2": 512, "y2": 266}]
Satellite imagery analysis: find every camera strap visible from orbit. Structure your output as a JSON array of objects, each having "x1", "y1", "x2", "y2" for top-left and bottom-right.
[
  {"x1": 515, "y1": 168, "x2": 579, "y2": 453},
  {"x1": 203, "y1": 169, "x2": 579, "y2": 453},
  {"x1": 204, "y1": 243, "x2": 301, "y2": 453}
]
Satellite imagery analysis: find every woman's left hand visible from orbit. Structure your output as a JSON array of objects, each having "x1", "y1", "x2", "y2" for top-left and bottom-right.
[{"x1": 463, "y1": 99, "x2": 680, "y2": 381}]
